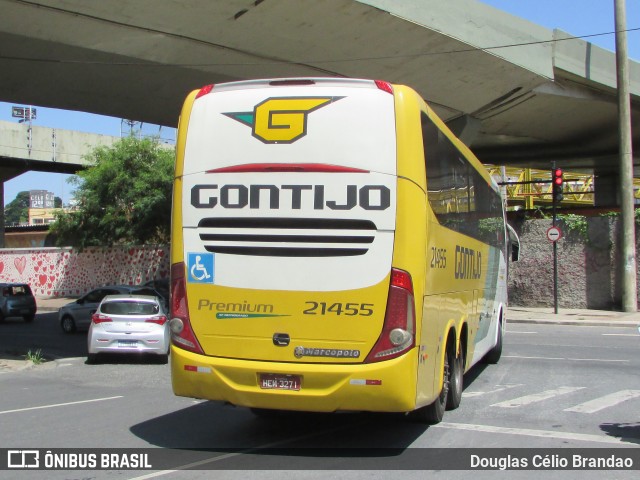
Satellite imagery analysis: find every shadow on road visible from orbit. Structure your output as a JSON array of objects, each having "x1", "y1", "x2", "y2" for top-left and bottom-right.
[
  {"x1": 130, "y1": 400, "x2": 430, "y2": 468},
  {"x1": 87, "y1": 352, "x2": 168, "y2": 365},
  {"x1": 0, "y1": 311, "x2": 87, "y2": 361},
  {"x1": 600, "y1": 422, "x2": 640, "y2": 445}
]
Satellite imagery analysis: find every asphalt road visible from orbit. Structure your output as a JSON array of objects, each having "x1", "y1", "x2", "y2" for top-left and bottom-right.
[{"x1": 0, "y1": 314, "x2": 639, "y2": 479}]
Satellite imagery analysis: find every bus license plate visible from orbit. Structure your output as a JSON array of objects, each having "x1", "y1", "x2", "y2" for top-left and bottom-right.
[{"x1": 259, "y1": 374, "x2": 301, "y2": 391}]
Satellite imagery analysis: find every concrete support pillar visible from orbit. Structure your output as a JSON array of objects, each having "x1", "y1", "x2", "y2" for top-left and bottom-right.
[
  {"x1": 0, "y1": 181, "x2": 4, "y2": 248},
  {"x1": 593, "y1": 168, "x2": 620, "y2": 207}
]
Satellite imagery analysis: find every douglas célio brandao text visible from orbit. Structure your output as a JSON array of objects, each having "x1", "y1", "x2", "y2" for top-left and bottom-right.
[{"x1": 470, "y1": 453, "x2": 635, "y2": 470}]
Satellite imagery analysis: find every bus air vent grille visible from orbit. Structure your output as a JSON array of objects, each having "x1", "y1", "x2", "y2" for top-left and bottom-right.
[{"x1": 197, "y1": 218, "x2": 376, "y2": 257}]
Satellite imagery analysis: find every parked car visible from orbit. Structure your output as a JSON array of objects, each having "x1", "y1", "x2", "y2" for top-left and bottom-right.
[
  {"x1": 59, "y1": 285, "x2": 164, "y2": 333},
  {"x1": 142, "y1": 278, "x2": 169, "y2": 309},
  {"x1": 87, "y1": 294, "x2": 169, "y2": 363},
  {"x1": 0, "y1": 283, "x2": 37, "y2": 323}
]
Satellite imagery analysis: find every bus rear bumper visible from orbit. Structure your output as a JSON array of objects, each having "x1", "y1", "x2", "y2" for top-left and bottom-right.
[{"x1": 171, "y1": 346, "x2": 418, "y2": 413}]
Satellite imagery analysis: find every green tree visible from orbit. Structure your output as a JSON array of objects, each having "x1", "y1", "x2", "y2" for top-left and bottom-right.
[
  {"x1": 4, "y1": 191, "x2": 30, "y2": 226},
  {"x1": 50, "y1": 137, "x2": 175, "y2": 248}
]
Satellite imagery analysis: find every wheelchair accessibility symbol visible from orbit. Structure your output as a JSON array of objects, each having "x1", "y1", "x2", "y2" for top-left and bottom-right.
[{"x1": 187, "y1": 253, "x2": 215, "y2": 284}]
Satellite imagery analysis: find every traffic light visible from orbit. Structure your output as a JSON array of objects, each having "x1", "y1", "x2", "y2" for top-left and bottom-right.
[{"x1": 552, "y1": 167, "x2": 563, "y2": 202}]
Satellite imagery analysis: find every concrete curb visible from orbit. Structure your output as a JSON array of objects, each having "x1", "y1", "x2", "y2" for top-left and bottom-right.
[
  {"x1": 0, "y1": 355, "x2": 85, "y2": 373},
  {"x1": 37, "y1": 308, "x2": 60, "y2": 313},
  {"x1": 507, "y1": 317, "x2": 639, "y2": 328}
]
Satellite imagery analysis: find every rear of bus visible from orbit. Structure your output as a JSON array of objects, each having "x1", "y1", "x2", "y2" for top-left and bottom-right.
[{"x1": 170, "y1": 78, "x2": 425, "y2": 414}]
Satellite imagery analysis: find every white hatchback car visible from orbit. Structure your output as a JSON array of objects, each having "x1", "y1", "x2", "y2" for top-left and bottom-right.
[{"x1": 87, "y1": 295, "x2": 169, "y2": 363}]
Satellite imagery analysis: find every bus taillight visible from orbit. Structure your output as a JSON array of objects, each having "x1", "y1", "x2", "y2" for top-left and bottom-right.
[
  {"x1": 169, "y1": 262, "x2": 204, "y2": 354},
  {"x1": 374, "y1": 80, "x2": 394, "y2": 94},
  {"x1": 195, "y1": 84, "x2": 214, "y2": 99},
  {"x1": 365, "y1": 268, "x2": 416, "y2": 363}
]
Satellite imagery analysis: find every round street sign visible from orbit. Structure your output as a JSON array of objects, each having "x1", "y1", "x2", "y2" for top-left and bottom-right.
[{"x1": 547, "y1": 226, "x2": 562, "y2": 242}]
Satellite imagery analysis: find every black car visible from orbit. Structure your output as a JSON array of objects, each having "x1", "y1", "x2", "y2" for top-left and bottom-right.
[
  {"x1": 142, "y1": 278, "x2": 169, "y2": 307},
  {"x1": 0, "y1": 283, "x2": 37, "y2": 323}
]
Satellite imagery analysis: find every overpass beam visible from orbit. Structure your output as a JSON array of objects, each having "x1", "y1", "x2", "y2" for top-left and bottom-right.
[{"x1": 445, "y1": 115, "x2": 482, "y2": 147}]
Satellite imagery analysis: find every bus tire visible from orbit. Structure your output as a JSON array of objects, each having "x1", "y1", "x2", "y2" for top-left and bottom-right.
[
  {"x1": 484, "y1": 316, "x2": 503, "y2": 364},
  {"x1": 411, "y1": 349, "x2": 450, "y2": 424},
  {"x1": 446, "y1": 348, "x2": 463, "y2": 411}
]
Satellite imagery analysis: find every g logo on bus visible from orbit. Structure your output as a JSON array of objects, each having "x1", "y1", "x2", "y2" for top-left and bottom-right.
[{"x1": 224, "y1": 97, "x2": 342, "y2": 144}]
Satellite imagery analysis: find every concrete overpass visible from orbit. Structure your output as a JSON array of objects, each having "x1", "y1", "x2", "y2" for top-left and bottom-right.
[
  {"x1": 0, "y1": 0, "x2": 639, "y2": 201},
  {"x1": 0, "y1": 120, "x2": 121, "y2": 246},
  {"x1": 0, "y1": 119, "x2": 119, "y2": 180}
]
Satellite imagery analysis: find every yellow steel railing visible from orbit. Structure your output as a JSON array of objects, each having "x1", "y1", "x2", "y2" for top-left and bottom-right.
[{"x1": 485, "y1": 166, "x2": 640, "y2": 209}]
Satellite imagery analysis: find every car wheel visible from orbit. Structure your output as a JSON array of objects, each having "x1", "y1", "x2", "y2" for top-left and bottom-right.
[
  {"x1": 156, "y1": 354, "x2": 169, "y2": 365},
  {"x1": 87, "y1": 353, "x2": 99, "y2": 364},
  {"x1": 0, "y1": 312, "x2": 4, "y2": 323},
  {"x1": 61, "y1": 315, "x2": 77, "y2": 333},
  {"x1": 24, "y1": 315, "x2": 35, "y2": 323}
]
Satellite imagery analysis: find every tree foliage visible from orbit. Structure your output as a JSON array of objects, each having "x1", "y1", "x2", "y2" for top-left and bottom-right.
[
  {"x1": 2, "y1": 192, "x2": 61, "y2": 225},
  {"x1": 4, "y1": 191, "x2": 31, "y2": 226},
  {"x1": 50, "y1": 137, "x2": 175, "y2": 248}
]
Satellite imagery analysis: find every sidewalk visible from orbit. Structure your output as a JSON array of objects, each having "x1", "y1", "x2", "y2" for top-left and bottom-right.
[
  {"x1": 508, "y1": 306, "x2": 640, "y2": 328},
  {"x1": 37, "y1": 297, "x2": 77, "y2": 313},
  {"x1": 35, "y1": 298, "x2": 640, "y2": 328}
]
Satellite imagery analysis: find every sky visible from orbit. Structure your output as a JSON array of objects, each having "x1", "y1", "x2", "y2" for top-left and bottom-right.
[{"x1": 1, "y1": 0, "x2": 639, "y2": 206}]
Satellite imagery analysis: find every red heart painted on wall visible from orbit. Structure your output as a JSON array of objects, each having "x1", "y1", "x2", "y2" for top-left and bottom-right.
[{"x1": 14, "y1": 257, "x2": 26, "y2": 275}]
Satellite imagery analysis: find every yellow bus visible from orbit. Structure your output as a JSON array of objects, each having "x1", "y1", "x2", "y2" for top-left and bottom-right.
[{"x1": 170, "y1": 78, "x2": 517, "y2": 423}]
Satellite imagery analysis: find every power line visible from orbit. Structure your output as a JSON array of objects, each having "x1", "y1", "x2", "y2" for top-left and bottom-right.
[{"x1": 0, "y1": 27, "x2": 638, "y2": 68}]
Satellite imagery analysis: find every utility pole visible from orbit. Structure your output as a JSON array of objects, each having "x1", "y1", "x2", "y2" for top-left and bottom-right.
[{"x1": 614, "y1": 0, "x2": 638, "y2": 312}]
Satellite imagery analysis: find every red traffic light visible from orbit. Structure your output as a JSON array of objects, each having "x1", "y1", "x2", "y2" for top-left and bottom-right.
[
  {"x1": 552, "y1": 167, "x2": 564, "y2": 202},
  {"x1": 553, "y1": 168, "x2": 563, "y2": 185}
]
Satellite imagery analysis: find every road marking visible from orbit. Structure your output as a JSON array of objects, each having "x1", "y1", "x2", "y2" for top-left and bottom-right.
[
  {"x1": 503, "y1": 355, "x2": 564, "y2": 360},
  {"x1": 509, "y1": 331, "x2": 537, "y2": 334},
  {"x1": 491, "y1": 386, "x2": 585, "y2": 408},
  {"x1": 564, "y1": 390, "x2": 640, "y2": 413},
  {"x1": 504, "y1": 355, "x2": 628, "y2": 363},
  {"x1": 567, "y1": 358, "x2": 628, "y2": 363},
  {"x1": 0, "y1": 396, "x2": 123, "y2": 415},
  {"x1": 434, "y1": 422, "x2": 633, "y2": 445},
  {"x1": 602, "y1": 333, "x2": 638, "y2": 337},
  {"x1": 463, "y1": 384, "x2": 522, "y2": 398}
]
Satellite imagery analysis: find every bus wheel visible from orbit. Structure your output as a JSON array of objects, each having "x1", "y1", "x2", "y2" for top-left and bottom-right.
[
  {"x1": 484, "y1": 316, "x2": 503, "y2": 364},
  {"x1": 411, "y1": 349, "x2": 450, "y2": 424},
  {"x1": 446, "y1": 348, "x2": 463, "y2": 411}
]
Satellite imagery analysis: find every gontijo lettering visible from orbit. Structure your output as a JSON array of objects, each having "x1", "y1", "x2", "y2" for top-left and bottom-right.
[
  {"x1": 455, "y1": 245, "x2": 482, "y2": 280},
  {"x1": 191, "y1": 184, "x2": 391, "y2": 210}
]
